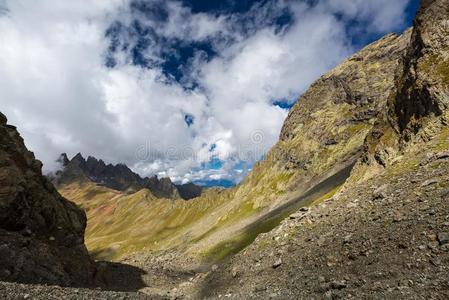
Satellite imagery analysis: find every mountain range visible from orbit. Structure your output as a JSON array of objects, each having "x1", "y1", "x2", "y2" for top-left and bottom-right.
[{"x1": 52, "y1": 153, "x2": 203, "y2": 200}]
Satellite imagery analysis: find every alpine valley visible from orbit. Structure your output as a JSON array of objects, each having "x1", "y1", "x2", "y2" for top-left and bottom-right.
[{"x1": 0, "y1": 0, "x2": 448, "y2": 298}]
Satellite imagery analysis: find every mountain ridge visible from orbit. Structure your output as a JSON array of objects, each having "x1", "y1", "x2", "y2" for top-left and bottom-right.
[{"x1": 53, "y1": 153, "x2": 203, "y2": 200}]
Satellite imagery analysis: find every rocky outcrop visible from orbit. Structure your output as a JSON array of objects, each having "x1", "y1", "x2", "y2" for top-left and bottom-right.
[
  {"x1": 355, "y1": 0, "x2": 449, "y2": 173},
  {"x1": 54, "y1": 153, "x2": 201, "y2": 200},
  {"x1": 0, "y1": 112, "x2": 94, "y2": 286},
  {"x1": 393, "y1": 0, "x2": 449, "y2": 138}
]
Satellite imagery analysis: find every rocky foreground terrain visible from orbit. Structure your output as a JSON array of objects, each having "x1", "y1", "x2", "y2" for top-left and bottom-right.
[{"x1": 1, "y1": 0, "x2": 448, "y2": 299}]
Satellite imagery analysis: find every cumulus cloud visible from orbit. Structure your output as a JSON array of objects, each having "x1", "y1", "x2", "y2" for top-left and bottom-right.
[{"x1": 0, "y1": 0, "x2": 413, "y2": 184}]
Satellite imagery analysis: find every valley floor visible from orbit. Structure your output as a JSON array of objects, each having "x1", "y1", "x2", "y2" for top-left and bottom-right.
[{"x1": 2, "y1": 150, "x2": 449, "y2": 299}]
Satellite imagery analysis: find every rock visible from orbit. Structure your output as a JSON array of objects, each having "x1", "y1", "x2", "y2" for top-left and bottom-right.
[
  {"x1": 437, "y1": 232, "x2": 449, "y2": 245},
  {"x1": 372, "y1": 184, "x2": 388, "y2": 200},
  {"x1": 231, "y1": 268, "x2": 238, "y2": 278},
  {"x1": 299, "y1": 207, "x2": 309, "y2": 212},
  {"x1": 272, "y1": 258, "x2": 282, "y2": 269},
  {"x1": 289, "y1": 212, "x2": 308, "y2": 220},
  {"x1": 330, "y1": 280, "x2": 347, "y2": 290},
  {"x1": 435, "y1": 151, "x2": 449, "y2": 160},
  {"x1": 211, "y1": 264, "x2": 218, "y2": 272},
  {"x1": 421, "y1": 179, "x2": 438, "y2": 187},
  {"x1": 343, "y1": 234, "x2": 352, "y2": 244},
  {"x1": 254, "y1": 285, "x2": 267, "y2": 292},
  {"x1": 430, "y1": 258, "x2": 441, "y2": 266}
]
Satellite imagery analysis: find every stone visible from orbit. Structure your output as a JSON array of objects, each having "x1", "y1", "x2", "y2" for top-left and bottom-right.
[
  {"x1": 435, "y1": 151, "x2": 449, "y2": 160},
  {"x1": 372, "y1": 184, "x2": 388, "y2": 200},
  {"x1": 272, "y1": 258, "x2": 282, "y2": 269},
  {"x1": 430, "y1": 258, "x2": 441, "y2": 266},
  {"x1": 437, "y1": 232, "x2": 449, "y2": 245},
  {"x1": 231, "y1": 267, "x2": 238, "y2": 278},
  {"x1": 421, "y1": 179, "x2": 438, "y2": 187},
  {"x1": 343, "y1": 234, "x2": 352, "y2": 244},
  {"x1": 330, "y1": 280, "x2": 347, "y2": 290},
  {"x1": 289, "y1": 212, "x2": 308, "y2": 220}
]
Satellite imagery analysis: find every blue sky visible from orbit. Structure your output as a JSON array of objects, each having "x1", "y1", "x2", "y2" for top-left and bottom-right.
[{"x1": 0, "y1": 0, "x2": 420, "y2": 187}]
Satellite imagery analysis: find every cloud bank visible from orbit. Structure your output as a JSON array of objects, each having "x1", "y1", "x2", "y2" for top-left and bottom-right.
[{"x1": 0, "y1": 0, "x2": 413, "y2": 184}]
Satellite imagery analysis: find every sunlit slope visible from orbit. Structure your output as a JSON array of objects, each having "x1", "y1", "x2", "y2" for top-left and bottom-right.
[
  {"x1": 60, "y1": 30, "x2": 412, "y2": 262},
  {"x1": 59, "y1": 182, "x2": 232, "y2": 260}
]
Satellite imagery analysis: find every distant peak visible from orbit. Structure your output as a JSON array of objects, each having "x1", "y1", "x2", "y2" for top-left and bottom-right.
[
  {"x1": 57, "y1": 153, "x2": 70, "y2": 166},
  {"x1": 72, "y1": 152, "x2": 85, "y2": 162}
]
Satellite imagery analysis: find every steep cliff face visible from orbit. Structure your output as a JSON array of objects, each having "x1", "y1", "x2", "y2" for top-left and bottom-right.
[
  {"x1": 394, "y1": 0, "x2": 449, "y2": 136},
  {"x1": 0, "y1": 113, "x2": 93, "y2": 286},
  {"x1": 352, "y1": 0, "x2": 449, "y2": 179}
]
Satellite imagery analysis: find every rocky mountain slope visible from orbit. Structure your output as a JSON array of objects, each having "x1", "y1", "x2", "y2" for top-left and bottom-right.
[
  {"x1": 53, "y1": 153, "x2": 202, "y2": 200},
  {"x1": 0, "y1": 113, "x2": 94, "y2": 286},
  {"x1": 200, "y1": 0, "x2": 449, "y2": 298}
]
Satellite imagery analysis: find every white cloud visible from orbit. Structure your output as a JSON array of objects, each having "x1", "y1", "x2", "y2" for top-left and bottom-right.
[{"x1": 0, "y1": 0, "x2": 412, "y2": 184}]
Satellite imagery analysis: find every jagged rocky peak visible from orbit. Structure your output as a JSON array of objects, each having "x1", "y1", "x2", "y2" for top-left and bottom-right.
[
  {"x1": 0, "y1": 112, "x2": 93, "y2": 286},
  {"x1": 57, "y1": 153, "x2": 70, "y2": 167},
  {"x1": 71, "y1": 152, "x2": 86, "y2": 165},
  {"x1": 55, "y1": 153, "x2": 202, "y2": 200}
]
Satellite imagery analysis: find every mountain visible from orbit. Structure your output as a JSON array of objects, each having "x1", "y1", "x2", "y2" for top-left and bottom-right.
[
  {"x1": 57, "y1": 5, "x2": 413, "y2": 262},
  {"x1": 51, "y1": 1, "x2": 449, "y2": 298},
  {"x1": 200, "y1": 1, "x2": 449, "y2": 297},
  {"x1": 53, "y1": 153, "x2": 202, "y2": 200},
  {"x1": 3, "y1": 1, "x2": 449, "y2": 298},
  {"x1": 0, "y1": 113, "x2": 93, "y2": 286}
]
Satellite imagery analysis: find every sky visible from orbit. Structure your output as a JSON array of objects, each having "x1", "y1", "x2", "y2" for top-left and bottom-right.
[{"x1": 0, "y1": 0, "x2": 420, "y2": 186}]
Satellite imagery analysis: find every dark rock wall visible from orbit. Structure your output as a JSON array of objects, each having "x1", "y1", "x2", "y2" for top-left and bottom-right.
[{"x1": 0, "y1": 112, "x2": 94, "y2": 286}]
